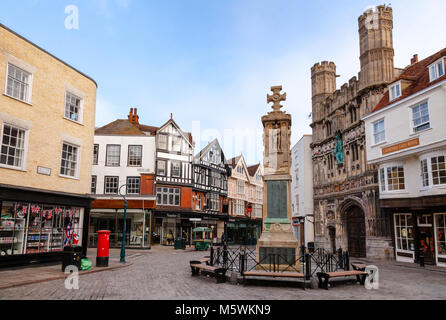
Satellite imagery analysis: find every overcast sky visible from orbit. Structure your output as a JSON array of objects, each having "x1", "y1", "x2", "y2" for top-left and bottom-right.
[{"x1": 1, "y1": 0, "x2": 445, "y2": 165}]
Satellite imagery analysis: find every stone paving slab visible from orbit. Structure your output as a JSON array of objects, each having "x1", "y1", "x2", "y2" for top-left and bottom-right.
[
  {"x1": 0, "y1": 246, "x2": 445, "y2": 300},
  {"x1": 0, "y1": 248, "x2": 145, "y2": 290}
]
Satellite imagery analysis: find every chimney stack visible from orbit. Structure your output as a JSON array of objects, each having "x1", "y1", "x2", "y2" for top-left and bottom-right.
[
  {"x1": 128, "y1": 107, "x2": 139, "y2": 124},
  {"x1": 411, "y1": 54, "x2": 419, "y2": 65}
]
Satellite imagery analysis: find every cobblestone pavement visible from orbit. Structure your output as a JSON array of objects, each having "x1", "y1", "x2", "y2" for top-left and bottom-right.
[{"x1": 0, "y1": 246, "x2": 445, "y2": 300}]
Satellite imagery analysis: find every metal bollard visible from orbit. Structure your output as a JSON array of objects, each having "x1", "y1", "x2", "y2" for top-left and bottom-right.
[
  {"x1": 210, "y1": 246, "x2": 214, "y2": 266},
  {"x1": 305, "y1": 253, "x2": 311, "y2": 280}
]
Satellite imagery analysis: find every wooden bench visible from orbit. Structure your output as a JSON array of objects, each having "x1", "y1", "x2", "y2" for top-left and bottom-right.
[
  {"x1": 190, "y1": 261, "x2": 227, "y2": 283},
  {"x1": 242, "y1": 271, "x2": 306, "y2": 290},
  {"x1": 316, "y1": 270, "x2": 368, "y2": 290}
]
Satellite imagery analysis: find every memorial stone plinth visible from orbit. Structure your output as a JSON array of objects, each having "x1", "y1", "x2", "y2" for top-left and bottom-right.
[{"x1": 257, "y1": 86, "x2": 299, "y2": 269}]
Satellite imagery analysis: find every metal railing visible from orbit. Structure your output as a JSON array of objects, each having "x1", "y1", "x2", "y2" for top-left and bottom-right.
[{"x1": 209, "y1": 245, "x2": 350, "y2": 280}]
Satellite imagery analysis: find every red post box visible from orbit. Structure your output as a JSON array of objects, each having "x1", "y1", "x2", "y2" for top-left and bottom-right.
[{"x1": 96, "y1": 230, "x2": 111, "y2": 267}]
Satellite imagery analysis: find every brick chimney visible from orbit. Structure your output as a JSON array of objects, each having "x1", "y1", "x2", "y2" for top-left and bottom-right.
[
  {"x1": 128, "y1": 107, "x2": 139, "y2": 124},
  {"x1": 411, "y1": 54, "x2": 419, "y2": 65}
]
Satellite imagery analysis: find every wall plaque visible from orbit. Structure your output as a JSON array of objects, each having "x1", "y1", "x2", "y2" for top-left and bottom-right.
[
  {"x1": 267, "y1": 180, "x2": 287, "y2": 219},
  {"x1": 37, "y1": 166, "x2": 51, "y2": 176}
]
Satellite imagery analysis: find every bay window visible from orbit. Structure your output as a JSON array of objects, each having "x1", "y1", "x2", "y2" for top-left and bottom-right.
[
  {"x1": 420, "y1": 153, "x2": 446, "y2": 187},
  {"x1": 379, "y1": 163, "x2": 406, "y2": 192}
]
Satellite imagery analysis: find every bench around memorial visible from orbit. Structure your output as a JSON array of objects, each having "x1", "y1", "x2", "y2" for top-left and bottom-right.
[
  {"x1": 189, "y1": 260, "x2": 227, "y2": 283},
  {"x1": 316, "y1": 270, "x2": 368, "y2": 290},
  {"x1": 242, "y1": 270, "x2": 306, "y2": 290}
]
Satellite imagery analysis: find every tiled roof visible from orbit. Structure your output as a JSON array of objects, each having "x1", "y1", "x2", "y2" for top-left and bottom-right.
[
  {"x1": 372, "y1": 48, "x2": 446, "y2": 113},
  {"x1": 95, "y1": 119, "x2": 159, "y2": 136},
  {"x1": 247, "y1": 164, "x2": 260, "y2": 177},
  {"x1": 228, "y1": 155, "x2": 241, "y2": 168}
]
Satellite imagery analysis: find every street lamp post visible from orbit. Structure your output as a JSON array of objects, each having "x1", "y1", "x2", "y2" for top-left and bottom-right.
[{"x1": 119, "y1": 184, "x2": 128, "y2": 264}]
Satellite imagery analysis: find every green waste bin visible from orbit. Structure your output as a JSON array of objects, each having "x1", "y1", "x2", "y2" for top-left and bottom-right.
[{"x1": 174, "y1": 238, "x2": 183, "y2": 250}]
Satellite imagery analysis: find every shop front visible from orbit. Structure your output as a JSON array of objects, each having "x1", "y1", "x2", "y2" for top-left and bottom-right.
[
  {"x1": 384, "y1": 196, "x2": 446, "y2": 267},
  {"x1": 225, "y1": 217, "x2": 262, "y2": 245},
  {"x1": 89, "y1": 198, "x2": 156, "y2": 249},
  {"x1": 89, "y1": 209, "x2": 152, "y2": 249},
  {"x1": 154, "y1": 211, "x2": 224, "y2": 246},
  {"x1": 0, "y1": 184, "x2": 91, "y2": 268}
]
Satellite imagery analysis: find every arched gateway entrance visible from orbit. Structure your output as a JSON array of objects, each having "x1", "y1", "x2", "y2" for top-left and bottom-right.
[{"x1": 346, "y1": 206, "x2": 366, "y2": 258}]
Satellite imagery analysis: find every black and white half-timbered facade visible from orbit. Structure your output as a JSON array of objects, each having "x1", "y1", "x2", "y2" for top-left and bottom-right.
[
  {"x1": 155, "y1": 118, "x2": 194, "y2": 188},
  {"x1": 193, "y1": 139, "x2": 231, "y2": 215}
]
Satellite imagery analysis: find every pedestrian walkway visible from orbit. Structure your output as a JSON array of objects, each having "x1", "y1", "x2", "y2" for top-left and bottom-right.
[{"x1": 0, "y1": 248, "x2": 142, "y2": 290}]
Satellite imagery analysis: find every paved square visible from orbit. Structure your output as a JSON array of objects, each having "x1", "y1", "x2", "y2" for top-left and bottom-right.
[{"x1": 0, "y1": 246, "x2": 445, "y2": 300}]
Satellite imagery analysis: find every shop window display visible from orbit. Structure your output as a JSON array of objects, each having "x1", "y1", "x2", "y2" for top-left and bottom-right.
[
  {"x1": 0, "y1": 201, "x2": 82, "y2": 256},
  {"x1": 394, "y1": 214, "x2": 414, "y2": 252},
  {"x1": 436, "y1": 214, "x2": 446, "y2": 256}
]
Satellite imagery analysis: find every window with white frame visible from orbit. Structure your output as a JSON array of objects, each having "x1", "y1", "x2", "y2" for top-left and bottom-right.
[
  {"x1": 379, "y1": 164, "x2": 405, "y2": 192},
  {"x1": 206, "y1": 193, "x2": 220, "y2": 211},
  {"x1": 237, "y1": 181, "x2": 244, "y2": 194},
  {"x1": 394, "y1": 214, "x2": 414, "y2": 252},
  {"x1": 420, "y1": 159, "x2": 430, "y2": 187},
  {"x1": 6, "y1": 63, "x2": 31, "y2": 103},
  {"x1": 0, "y1": 124, "x2": 26, "y2": 169},
  {"x1": 93, "y1": 144, "x2": 99, "y2": 165},
  {"x1": 60, "y1": 143, "x2": 79, "y2": 177},
  {"x1": 431, "y1": 156, "x2": 446, "y2": 185},
  {"x1": 64, "y1": 92, "x2": 82, "y2": 122},
  {"x1": 234, "y1": 199, "x2": 244, "y2": 215},
  {"x1": 156, "y1": 187, "x2": 180, "y2": 206},
  {"x1": 429, "y1": 58, "x2": 445, "y2": 82},
  {"x1": 237, "y1": 166, "x2": 243, "y2": 174},
  {"x1": 373, "y1": 119, "x2": 385, "y2": 144},
  {"x1": 157, "y1": 160, "x2": 166, "y2": 176},
  {"x1": 157, "y1": 134, "x2": 168, "y2": 150},
  {"x1": 104, "y1": 176, "x2": 119, "y2": 194},
  {"x1": 420, "y1": 154, "x2": 446, "y2": 187},
  {"x1": 172, "y1": 135, "x2": 182, "y2": 152},
  {"x1": 128, "y1": 145, "x2": 142, "y2": 167},
  {"x1": 126, "y1": 177, "x2": 141, "y2": 194},
  {"x1": 91, "y1": 175, "x2": 97, "y2": 194},
  {"x1": 171, "y1": 161, "x2": 181, "y2": 177},
  {"x1": 412, "y1": 101, "x2": 430, "y2": 133},
  {"x1": 389, "y1": 82, "x2": 401, "y2": 101},
  {"x1": 106, "y1": 144, "x2": 120, "y2": 166}
]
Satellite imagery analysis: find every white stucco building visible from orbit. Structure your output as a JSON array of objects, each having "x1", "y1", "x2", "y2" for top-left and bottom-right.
[
  {"x1": 291, "y1": 135, "x2": 314, "y2": 249},
  {"x1": 363, "y1": 49, "x2": 446, "y2": 267},
  {"x1": 90, "y1": 108, "x2": 157, "y2": 249}
]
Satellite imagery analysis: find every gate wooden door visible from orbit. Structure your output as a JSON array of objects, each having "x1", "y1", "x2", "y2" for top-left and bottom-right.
[{"x1": 347, "y1": 206, "x2": 366, "y2": 258}]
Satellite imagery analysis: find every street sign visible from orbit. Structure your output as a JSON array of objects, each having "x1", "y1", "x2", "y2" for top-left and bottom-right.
[{"x1": 247, "y1": 206, "x2": 252, "y2": 213}]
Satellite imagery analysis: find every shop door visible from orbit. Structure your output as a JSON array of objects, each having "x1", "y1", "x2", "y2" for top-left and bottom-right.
[
  {"x1": 419, "y1": 227, "x2": 435, "y2": 264},
  {"x1": 346, "y1": 206, "x2": 366, "y2": 258}
]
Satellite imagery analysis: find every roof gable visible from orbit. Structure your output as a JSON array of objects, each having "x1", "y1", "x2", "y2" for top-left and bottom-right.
[
  {"x1": 95, "y1": 120, "x2": 147, "y2": 136},
  {"x1": 372, "y1": 48, "x2": 446, "y2": 113},
  {"x1": 157, "y1": 118, "x2": 193, "y2": 146},
  {"x1": 194, "y1": 138, "x2": 228, "y2": 166}
]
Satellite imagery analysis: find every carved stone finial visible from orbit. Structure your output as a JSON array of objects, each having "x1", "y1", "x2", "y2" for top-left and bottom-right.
[{"x1": 267, "y1": 86, "x2": 286, "y2": 112}]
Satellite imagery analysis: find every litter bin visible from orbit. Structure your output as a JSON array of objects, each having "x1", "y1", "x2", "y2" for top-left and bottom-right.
[
  {"x1": 62, "y1": 246, "x2": 82, "y2": 272},
  {"x1": 174, "y1": 238, "x2": 186, "y2": 250}
]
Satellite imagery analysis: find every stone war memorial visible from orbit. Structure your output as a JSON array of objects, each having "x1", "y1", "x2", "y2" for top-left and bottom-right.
[{"x1": 257, "y1": 86, "x2": 299, "y2": 268}]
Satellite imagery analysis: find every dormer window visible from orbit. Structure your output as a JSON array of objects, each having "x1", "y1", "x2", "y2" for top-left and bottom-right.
[
  {"x1": 429, "y1": 58, "x2": 445, "y2": 82},
  {"x1": 389, "y1": 81, "x2": 401, "y2": 101}
]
